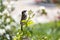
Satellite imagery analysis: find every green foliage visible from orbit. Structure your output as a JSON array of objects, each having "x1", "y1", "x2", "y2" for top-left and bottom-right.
[
  {"x1": 14, "y1": 10, "x2": 35, "y2": 40},
  {"x1": 0, "y1": 5, "x2": 5, "y2": 12},
  {"x1": 28, "y1": 10, "x2": 33, "y2": 15},
  {"x1": 14, "y1": 10, "x2": 60, "y2": 40},
  {"x1": 29, "y1": 21, "x2": 60, "y2": 40},
  {"x1": 15, "y1": 20, "x2": 60, "y2": 40},
  {"x1": 0, "y1": 0, "x2": 5, "y2": 12}
]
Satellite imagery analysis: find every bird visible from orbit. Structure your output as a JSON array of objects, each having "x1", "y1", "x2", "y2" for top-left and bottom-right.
[{"x1": 20, "y1": 10, "x2": 27, "y2": 31}]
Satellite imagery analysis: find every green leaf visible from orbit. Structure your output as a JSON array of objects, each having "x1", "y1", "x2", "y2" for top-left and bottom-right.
[{"x1": 28, "y1": 10, "x2": 33, "y2": 15}]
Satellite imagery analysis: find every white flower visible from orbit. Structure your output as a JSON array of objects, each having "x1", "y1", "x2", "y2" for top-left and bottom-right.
[
  {"x1": 2, "y1": 15, "x2": 7, "y2": 22},
  {"x1": 3, "y1": 1, "x2": 9, "y2": 6},
  {"x1": 2, "y1": 9, "x2": 10, "y2": 16},
  {"x1": 3, "y1": 9, "x2": 9, "y2": 13},
  {"x1": 0, "y1": 19, "x2": 2, "y2": 24},
  {"x1": 0, "y1": 29, "x2": 6, "y2": 35},
  {"x1": 7, "y1": 5, "x2": 12, "y2": 12},
  {"x1": 5, "y1": 25, "x2": 11, "y2": 30},
  {"x1": 6, "y1": 34, "x2": 10, "y2": 40},
  {"x1": 7, "y1": 5, "x2": 12, "y2": 9},
  {"x1": 10, "y1": 1, "x2": 15, "y2": 5},
  {"x1": 6, "y1": 18, "x2": 10, "y2": 23},
  {"x1": 7, "y1": 5, "x2": 15, "y2": 12},
  {"x1": 0, "y1": 12, "x2": 2, "y2": 15}
]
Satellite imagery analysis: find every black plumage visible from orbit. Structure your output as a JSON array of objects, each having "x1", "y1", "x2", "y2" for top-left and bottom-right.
[
  {"x1": 20, "y1": 10, "x2": 27, "y2": 31},
  {"x1": 21, "y1": 10, "x2": 27, "y2": 20}
]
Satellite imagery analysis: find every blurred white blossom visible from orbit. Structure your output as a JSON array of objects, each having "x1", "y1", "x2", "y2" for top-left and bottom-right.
[
  {"x1": 3, "y1": 1, "x2": 9, "y2": 6},
  {"x1": 0, "y1": 12, "x2": 2, "y2": 15},
  {"x1": 5, "y1": 25, "x2": 11, "y2": 30},
  {"x1": 7, "y1": 4, "x2": 15, "y2": 12},
  {"x1": 6, "y1": 18, "x2": 10, "y2": 23},
  {"x1": 0, "y1": 29, "x2": 6, "y2": 35},
  {"x1": 0, "y1": 19, "x2": 2, "y2": 24},
  {"x1": 3, "y1": 9, "x2": 9, "y2": 14},
  {"x1": 7, "y1": 5, "x2": 12, "y2": 12},
  {"x1": 10, "y1": 1, "x2": 15, "y2": 5},
  {"x1": 6, "y1": 34, "x2": 10, "y2": 40}
]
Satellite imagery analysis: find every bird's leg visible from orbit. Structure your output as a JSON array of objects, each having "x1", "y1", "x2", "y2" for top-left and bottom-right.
[{"x1": 21, "y1": 24, "x2": 23, "y2": 31}]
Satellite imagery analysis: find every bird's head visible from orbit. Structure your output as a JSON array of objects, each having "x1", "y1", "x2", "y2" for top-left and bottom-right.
[{"x1": 22, "y1": 10, "x2": 27, "y2": 14}]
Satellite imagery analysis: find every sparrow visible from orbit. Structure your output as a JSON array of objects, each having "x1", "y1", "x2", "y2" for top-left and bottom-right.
[{"x1": 20, "y1": 10, "x2": 27, "y2": 31}]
